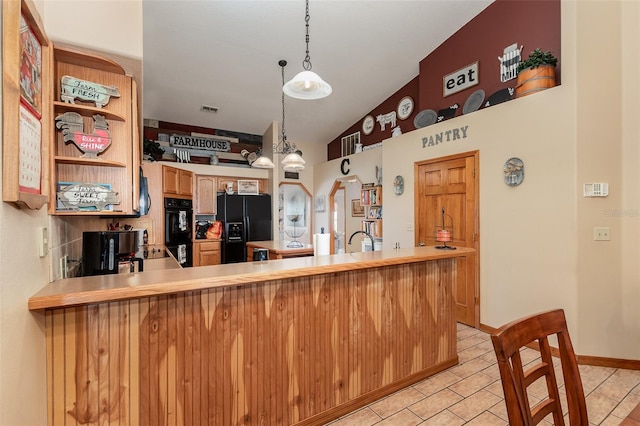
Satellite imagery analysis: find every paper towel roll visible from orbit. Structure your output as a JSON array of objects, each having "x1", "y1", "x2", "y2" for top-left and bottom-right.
[{"x1": 313, "y1": 233, "x2": 331, "y2": 256}]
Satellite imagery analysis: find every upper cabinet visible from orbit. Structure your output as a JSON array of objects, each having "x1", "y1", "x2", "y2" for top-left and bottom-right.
[
  {"x1": 163, "y1": 165, "x2": 193, "y2": 198},
  {"x1": 196, "y1": 175, "x2": 217, "y2": 215},
  {"x1": 49, "y1": 45, "x2": 140, "y2": 215}
]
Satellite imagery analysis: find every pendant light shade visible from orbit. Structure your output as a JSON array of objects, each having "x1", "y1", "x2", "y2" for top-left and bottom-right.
[
  {"x1": 252, "y1": 154, "x2": 275, "y2": 169},
  {"x1": 284, "y1": 0, "x2": 331, "y2": 100},
  {"x1": 281, "y1": 152, "x2": 306, "y2": 171},
  {"x1": 283, "y1": 70, "x2": 332, "y2": 100}
]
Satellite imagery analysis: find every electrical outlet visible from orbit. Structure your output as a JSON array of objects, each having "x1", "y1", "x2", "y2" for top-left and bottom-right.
[
  {"x1": 406, "y1": 223, "x2": 413, "y2": 231},
  {"x1": 593, "y1": 227, "x2": 610, "y2": 241},
  {"x1": 39, "y1": 227, "x2": 48, "y2": 257}
]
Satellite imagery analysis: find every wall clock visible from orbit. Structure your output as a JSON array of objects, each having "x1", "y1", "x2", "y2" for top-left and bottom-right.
[
  {"x1": 397, "y1": 96, "x2": 414, "y2": 120},
  {"x1": 362, "y1": 115, "x2": 374, "y2": 135}
]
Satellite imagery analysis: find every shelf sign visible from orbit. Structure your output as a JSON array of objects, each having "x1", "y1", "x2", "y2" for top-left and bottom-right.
[
  {"x1": 55, "y1": 112, "x2": 111, "y2": 158},
  {"x1": 60, "y1": 75, "x2": 120, "y2": 108},
  {"x1": 443, "y1": 62, "x2": 479, "y2": 97},
  {"x1": 170, "y1": 135, "x2": 231, "y2": 152},
  {"x1": 57, "y1": 182, "x2": 119, "y2": 211}
]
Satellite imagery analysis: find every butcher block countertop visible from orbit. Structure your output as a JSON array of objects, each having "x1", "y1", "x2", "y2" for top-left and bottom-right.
[{"x1": 28, "y1": 246, "x2": 474, "y2": 311}]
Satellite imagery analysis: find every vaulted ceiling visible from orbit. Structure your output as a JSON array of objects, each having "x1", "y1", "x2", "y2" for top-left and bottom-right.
[{"x1": 143, "y1": 1, "x2": 493, "y2": 146}]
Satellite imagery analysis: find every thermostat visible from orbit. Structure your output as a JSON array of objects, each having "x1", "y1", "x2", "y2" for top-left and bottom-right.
[{"x1": 583, "y1": 183, "x2": 609, "y2": 197}]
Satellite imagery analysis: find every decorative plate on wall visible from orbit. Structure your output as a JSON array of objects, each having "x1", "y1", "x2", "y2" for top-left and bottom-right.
[
  {"x1": 503, "y1": 157, "x2": 525, "y2": 186},
  {"x1": 397, "y1": 96, "x2": 414, "y2": 120},
  {"x1": 462, "y1": 89, "x2": 485, "y2": 114},
  {"x1": 362, "y1": 115, "x2": 375, "y2": 135},
  {"x1": 413, "y1": 109, "x2": 438, "y2": 128}
]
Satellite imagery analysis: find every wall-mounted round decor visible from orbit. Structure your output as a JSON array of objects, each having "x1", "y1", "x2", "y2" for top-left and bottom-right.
[
  {"x1": 393, "y1": 175, "x2": 405, "y2": 195},
  {"x1": 362, "y1": 115, "x2": 375, "y2": 135},
  {"x1": 503, "y1": 157, "x2": 524, "y2": 186},
  {"x1": 397, "y1": 96, "x2": 414, "y2": 120}
]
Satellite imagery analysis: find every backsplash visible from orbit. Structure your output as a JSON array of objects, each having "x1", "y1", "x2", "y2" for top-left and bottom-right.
[{"x1": 48, "y1": 216, "x2": 157, "y2": 281}]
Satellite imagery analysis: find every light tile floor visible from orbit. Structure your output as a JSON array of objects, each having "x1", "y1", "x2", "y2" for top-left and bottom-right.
[{"x1": 328, "y1": 323, "x2": 640, "y2": 425}]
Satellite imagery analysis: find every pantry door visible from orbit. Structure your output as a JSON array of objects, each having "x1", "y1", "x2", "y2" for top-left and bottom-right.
[{"x1": 415, "y1": 151, "x2": 479, "y2": 326}]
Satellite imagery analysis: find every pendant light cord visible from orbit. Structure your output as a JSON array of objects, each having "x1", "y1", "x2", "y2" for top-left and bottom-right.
[
  {"x1": 303, "y1": 0, "x2": 312, "y2": 71},
  {"x1": 281, "y1": 64, "x2": 288, "y2": 145}
]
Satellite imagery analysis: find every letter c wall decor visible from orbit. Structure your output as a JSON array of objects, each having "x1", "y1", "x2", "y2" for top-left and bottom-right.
[{"x1": 340, "y1": 158, "x2": 350, "y2": 175}]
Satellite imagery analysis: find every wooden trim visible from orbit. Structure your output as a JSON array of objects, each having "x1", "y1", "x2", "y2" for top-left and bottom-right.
[
  {"x1": 576, "y1": 355, "x2": 640, "y2": 371},
  {"x1": 279, "y1": 181, "x2": 313, "y2": 245},
  {"x1": 480, "y1": 323, "x2": 640, "y2": 370},
  {"x1": 2, "y1": 0, "x2": 51, "y2": 209},
  {"x1": 296, "y1": 358, "x2": 459, "y2": 426}
]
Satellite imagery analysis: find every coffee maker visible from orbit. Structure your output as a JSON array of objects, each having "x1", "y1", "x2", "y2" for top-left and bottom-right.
[{"x1": 82, "y1": 231, "x2": 144, "y2": 276}]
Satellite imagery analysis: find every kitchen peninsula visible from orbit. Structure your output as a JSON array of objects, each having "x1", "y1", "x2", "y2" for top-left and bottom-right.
[{"x1": 29, "y1": 246, "x2": 473, "y2": 425}]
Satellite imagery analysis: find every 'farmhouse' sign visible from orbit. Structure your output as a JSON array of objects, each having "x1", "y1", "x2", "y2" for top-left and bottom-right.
[{"x1": 170, "y1": 135, "x2": 231, "y2": 152}]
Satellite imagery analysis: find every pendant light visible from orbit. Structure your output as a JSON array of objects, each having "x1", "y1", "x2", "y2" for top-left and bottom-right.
[
  {"x1": 278, "y1": 60, "x2": 305, "y2": 171},
  {"x1": 282, "y1": 0, "x2": 332, "y2": 100},
  {"x1": 249, "y1": 60, "x2": 305, "y2": 171},
  {"x1": 251, "y1": 152, "x2": 275, "y2": 169}
]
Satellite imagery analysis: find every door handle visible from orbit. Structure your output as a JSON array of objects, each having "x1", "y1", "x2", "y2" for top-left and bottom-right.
[{"x1": 417, "y1": 242, "x2": 426, "y2": 247}]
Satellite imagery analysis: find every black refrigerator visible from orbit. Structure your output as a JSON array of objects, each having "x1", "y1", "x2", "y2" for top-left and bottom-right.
[{"x1": 217, "y1": 193, "x2": 272, "y2": 263}]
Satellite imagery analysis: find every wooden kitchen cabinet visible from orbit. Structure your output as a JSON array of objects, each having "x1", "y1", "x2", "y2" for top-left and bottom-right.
[
  {"x1": 163, "y1": 165, "x2": 193, "y2": 198},
  {"x1": 196, "y1": 175, "x2": 217, "y2": 214},
  {"x1": 193, "y1": 240, "x2": 221, "y2": 266},
  {"x1": 49, "y1": 45, "x2": 140, "y2": 215}
]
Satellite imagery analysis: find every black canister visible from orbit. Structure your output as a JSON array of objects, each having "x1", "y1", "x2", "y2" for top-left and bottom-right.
[{"x1": 253, "y1": 248, "x2": 268, "y2": 261}]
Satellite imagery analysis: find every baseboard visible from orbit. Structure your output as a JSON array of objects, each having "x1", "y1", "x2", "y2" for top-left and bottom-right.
[{"x1": 478, "y1": 323, "x2": 640, "y2": 371}]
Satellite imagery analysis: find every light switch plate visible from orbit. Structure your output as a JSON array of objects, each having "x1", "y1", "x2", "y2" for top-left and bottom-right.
[{"x1": 39, "y1": 227, "x2": 48, "y2": 257}]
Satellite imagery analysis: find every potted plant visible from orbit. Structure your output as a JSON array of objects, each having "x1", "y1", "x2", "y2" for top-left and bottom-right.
[
  {"x1": 143, "y1": 138, "x2": 165, "y2": 161},
  {"x1": 515, "y1": 48, "x2": 558, "y2": 98}
]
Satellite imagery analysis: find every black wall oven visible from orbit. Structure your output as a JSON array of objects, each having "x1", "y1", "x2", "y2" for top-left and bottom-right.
[{"x1": 164, "y1": 197, "x2": 193, "y2": 267}]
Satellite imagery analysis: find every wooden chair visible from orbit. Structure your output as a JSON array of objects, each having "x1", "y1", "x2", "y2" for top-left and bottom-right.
[{"x1": 490, "y1": 309, "x2": 588, "y2": 425}]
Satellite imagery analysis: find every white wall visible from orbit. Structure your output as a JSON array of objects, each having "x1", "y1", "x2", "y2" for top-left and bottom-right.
[
  {"x1": 312, "y1": 1, "x2": 640, "y2": 360},
  {"x1": 381, "y1": 85, "x2": 579, "y2": 329},
  {"x1": 0, "y1": 205, "x2": 50, "y2": 426},
  {"x1": 314, "y1": 147, "x2": 382, "y2": 236},
  {"x1": 573, "y1": 1, "x2": 640, "y2": 359},
  {"x1": 43, "y1": 0, "x2": 142, "y2": 60},
  {"x1": 0, "y1": 1, "x2": 53, "y2": 423}
]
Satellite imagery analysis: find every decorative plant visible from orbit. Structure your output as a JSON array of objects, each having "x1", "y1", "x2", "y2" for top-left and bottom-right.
[
  {"x1": 517, "y1": 49, "x2": 558, "y2": 74},
  {"x1": 143, "y1": 138, "x2": 164, "y2": 160}
]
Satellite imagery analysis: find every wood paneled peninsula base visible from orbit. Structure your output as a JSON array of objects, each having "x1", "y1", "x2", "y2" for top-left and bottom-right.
[{"x1": 29, "y1": 246, "x2": 473, "y2": 425}]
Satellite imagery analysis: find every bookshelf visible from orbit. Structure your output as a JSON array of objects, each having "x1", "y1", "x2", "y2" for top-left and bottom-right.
[{"x1": 360, "y1": 184, "x2": 382, "y2": 238}]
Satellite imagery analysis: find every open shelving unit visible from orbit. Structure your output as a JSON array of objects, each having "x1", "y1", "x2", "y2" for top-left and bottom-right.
[
  {"x1": 49, "y1": 45, "x2": 140, "y2": 215},
  {"x1": 360, "y1": 184, "x2": 382, "y2": 238}
]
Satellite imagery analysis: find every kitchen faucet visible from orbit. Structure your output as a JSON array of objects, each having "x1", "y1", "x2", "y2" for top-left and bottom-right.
[{"x1": 348, "y1": 230, "x2": 376, "y2": 251}]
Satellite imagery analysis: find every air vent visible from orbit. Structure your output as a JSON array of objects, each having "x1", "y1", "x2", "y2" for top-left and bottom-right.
[{"x1": 200, "y1": 105, "x2": 219, "y2": 113}]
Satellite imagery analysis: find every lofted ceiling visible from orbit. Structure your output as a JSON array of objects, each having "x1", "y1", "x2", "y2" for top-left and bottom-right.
[{"x1": 143, "y1": 0, "x2": 493, "y2": 147}]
